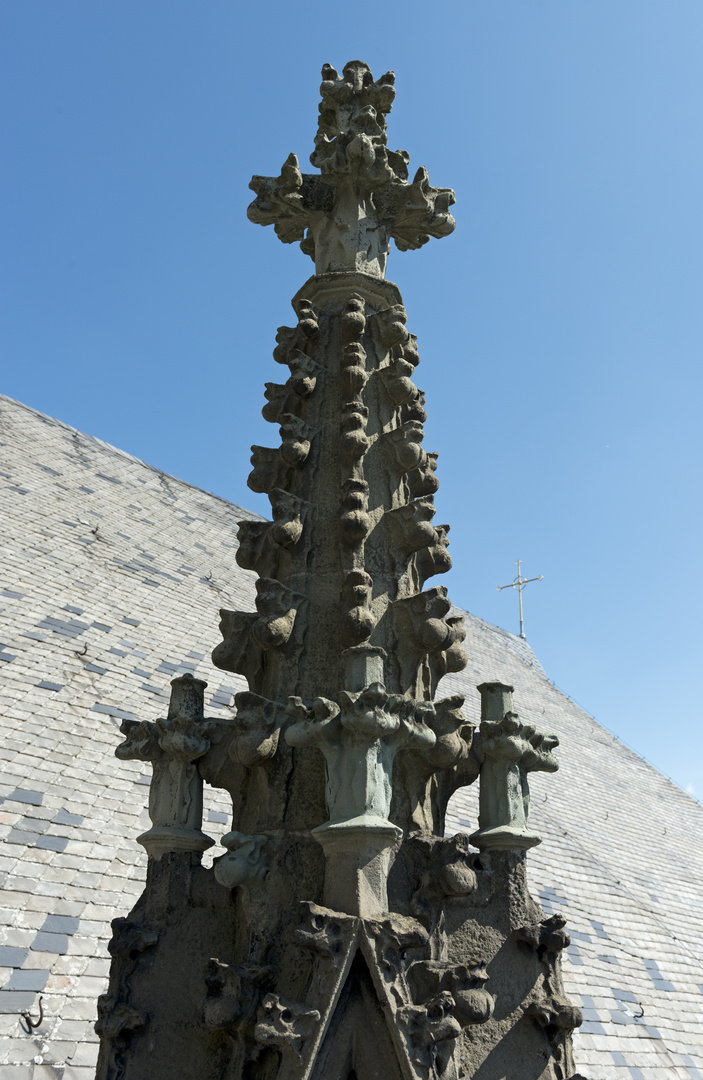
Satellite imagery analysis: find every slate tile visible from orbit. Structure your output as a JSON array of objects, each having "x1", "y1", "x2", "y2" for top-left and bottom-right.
[
  {"x1": 36, "y1": 836, "x2": 69, "y2": 853},
  {"x1": 31, "y1": 932, "x2": 69, "y2": 954},
  {"x1": 17, "y1": 817, "x2": 50, "y2": 835},
  {"x1": 0, "y1": 946, "x2": 28, "y2": 966},
  {"x1": 33, "y1": 1065, "x2": 64, "y2": 1080},
  {"x1": 8, "y1": 789, "x2": 43, "y2": 806},
  {"x1": 1, "y1": 930, "x2": 35, "y2": 949},
  {"x1": 90, "y1": 704, "x2": 134, "y2": 721},
  {"x1": 5, "y1": 829, "x2": 35, "y2": 846},
  {"x1": 610, "y1": 1010, "x2": 636, "y2": 1025},
  {"x1": 0, "y1": 990, "x2": 37, "y2": 1013},
  {"x1": 41, "y1": 915, "x2": 80, "y2": 936},
  {"x1": 3, "y1": 968, "x2": 50, "y2": 991},
  {"x1": 53, "y1": 810, "x2": 84, "y2": 827}
]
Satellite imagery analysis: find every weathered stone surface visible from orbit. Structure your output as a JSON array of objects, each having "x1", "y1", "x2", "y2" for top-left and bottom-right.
[
  {"x1": 470, "y1": 682, "x2": 560, "y2": 851},
  {"x1": 248, "y1": 62, "x2": 455, "y2": 278},
  {"x1": 116, "y1": 674, "x2": 216, "y2": 860},
  {"x1": 96, "y1": 60, "x2": 579, "y2": 1080}
]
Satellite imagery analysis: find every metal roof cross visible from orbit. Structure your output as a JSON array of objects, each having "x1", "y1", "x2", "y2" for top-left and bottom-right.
[{"x1": 497, "y1": 559, "x2": 543, "y2": 640}]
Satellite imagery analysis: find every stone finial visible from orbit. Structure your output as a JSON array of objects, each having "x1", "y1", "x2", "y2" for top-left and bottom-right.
[
  {"x1": 247, "y1": 61, "x2": 455, "y2": 277},
  {"x1": 470, "y1": 681, "x2": 560, "y2": 851},
  {"x1": 115, "y1": 673, "x2": 215, "y2": 860},
  {"x1": 477, "y1": 680, "x2": 514, "y2": 722}
]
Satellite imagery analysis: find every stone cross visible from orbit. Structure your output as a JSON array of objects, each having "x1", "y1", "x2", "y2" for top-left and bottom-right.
[{"x1": 248, "y1": 60, "x2": 455, "y2": 279}]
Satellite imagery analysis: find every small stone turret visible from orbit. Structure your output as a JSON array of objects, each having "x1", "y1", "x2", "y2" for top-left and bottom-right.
[{"x1": 96, "y1": 61, "x2": 583, "y2": 1080}]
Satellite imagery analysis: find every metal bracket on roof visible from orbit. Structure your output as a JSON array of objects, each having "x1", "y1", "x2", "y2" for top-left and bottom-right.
[{"x1": 19, "y1": 994, "x2": 43, "y2": 1033}]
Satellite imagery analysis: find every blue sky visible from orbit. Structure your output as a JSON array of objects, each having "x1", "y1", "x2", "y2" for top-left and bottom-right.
[{"x1": 2, "y1": 2, "x2": 701, "y2": 797}]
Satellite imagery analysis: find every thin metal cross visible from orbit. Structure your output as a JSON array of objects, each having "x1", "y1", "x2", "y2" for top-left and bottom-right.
[{"x1": 497, "y1": 560, "x2": 543, "y2": 640}]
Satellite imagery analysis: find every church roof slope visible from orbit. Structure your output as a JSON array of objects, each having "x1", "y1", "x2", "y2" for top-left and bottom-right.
[{"x1": 1, "y1": 393, "x2": 701, "y2": 1079}]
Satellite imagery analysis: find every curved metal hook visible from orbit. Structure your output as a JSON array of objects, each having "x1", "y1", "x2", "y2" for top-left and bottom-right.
[{"x1": 19, "y1": 995, "x2": 43, "y2": 1033}]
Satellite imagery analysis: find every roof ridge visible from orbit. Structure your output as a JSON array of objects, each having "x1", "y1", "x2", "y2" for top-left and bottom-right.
[
  {"x1": 546, "y1": 675, "x2": 703, "y2": 813},
  {"x1": 0, "y1": 392, "x2": 266, "y2": 521},
  {"x1": 457, "y1": 600, "x2": 702, "y2": 812},
  {"x1": 458, "y1": 607, "x2": 548, "y2": 678}
]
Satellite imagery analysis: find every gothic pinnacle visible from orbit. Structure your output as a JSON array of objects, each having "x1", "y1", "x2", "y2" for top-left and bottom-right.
[{"x1": 97, "y1": 60, "x2": 579, "y2": 1080}]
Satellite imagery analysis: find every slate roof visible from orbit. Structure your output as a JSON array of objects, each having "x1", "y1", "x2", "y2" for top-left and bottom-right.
[{"x1": 1, "y1": 392, "x2": 701, "y2": 1080}]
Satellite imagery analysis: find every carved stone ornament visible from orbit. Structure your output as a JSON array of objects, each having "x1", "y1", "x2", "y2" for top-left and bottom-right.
[
  {"x1": 254, "y1": 993, "x2": 321, "y2": 1063},
  {"x1": 95, "y1": 917, "x2": 159, "y2": 1078},
  {"x1": 470, "y1": 682, "x2": 560, "y2": 850},
  {"x1": 203, "y1": 959, "x2": 270, "y2": 1034},
  {"x1": 248, "y1": 61, "x2": 455, "y2": 278},
  {"x1": 214, "y1": 831, "x2": 270, "y2": 891},
  {"x1": 100, "y1": 60, "x2": 584, "y2": 1080},
  {"x1": 228, "y1": 691, "x2": 283, "y2": 766},
  {"x1": 115, "y1": 673, "x2": 215, "y2": 859}
]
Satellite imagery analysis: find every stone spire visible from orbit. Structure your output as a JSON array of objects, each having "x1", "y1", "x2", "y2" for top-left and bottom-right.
[
  {"x1": 96, "y1": 62, "x2": 584, "y2": 1080},
  {"x1": 208, "y1": 61, "x2": 471, "y2": 919}
]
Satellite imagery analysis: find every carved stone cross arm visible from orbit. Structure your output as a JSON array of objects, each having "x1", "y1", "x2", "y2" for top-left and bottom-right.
[
  {"x1": 247, "y1": 156, "x2": 331, "y2": 245},
  {"x1": 115, "y1": 719, "x2": 160, "y2": 763},
  {"x1": 376, "y1": 167, "x2": 456, "y2": 252}
]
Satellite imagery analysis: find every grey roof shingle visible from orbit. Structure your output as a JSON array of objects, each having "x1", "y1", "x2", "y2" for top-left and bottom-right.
[{"x1": 1, "y1": 392, "x2": 701, "y2": 1077}]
